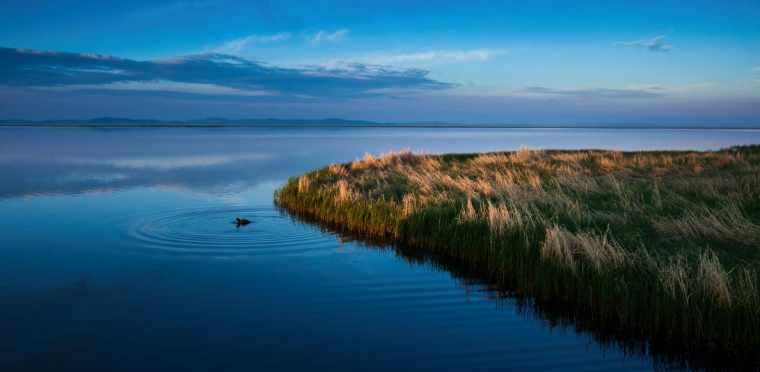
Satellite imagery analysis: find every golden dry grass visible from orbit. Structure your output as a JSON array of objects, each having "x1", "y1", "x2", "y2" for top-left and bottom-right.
[{"x1": 275, "y1": 145, "x2": 760, "y2": 357}]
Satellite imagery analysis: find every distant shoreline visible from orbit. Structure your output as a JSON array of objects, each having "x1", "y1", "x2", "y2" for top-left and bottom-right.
[{"x1": 2, "y1": 124, "x2": 760, "y2": 130}]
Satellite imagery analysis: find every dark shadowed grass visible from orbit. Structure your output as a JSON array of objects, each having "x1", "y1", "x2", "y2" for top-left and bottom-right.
[{"x1": 275, "y1": 145, "x2": 760, "y2": 366}]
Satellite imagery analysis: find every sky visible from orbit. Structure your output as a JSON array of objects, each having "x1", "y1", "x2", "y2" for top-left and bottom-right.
[{"x1": 1, "y1": 0, "x2": 759, "y2": 124}]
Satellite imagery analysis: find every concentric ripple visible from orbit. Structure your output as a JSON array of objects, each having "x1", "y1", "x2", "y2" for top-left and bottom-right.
[{"x1": 121, "y1": 207, "x2": 334, "y2": 257}]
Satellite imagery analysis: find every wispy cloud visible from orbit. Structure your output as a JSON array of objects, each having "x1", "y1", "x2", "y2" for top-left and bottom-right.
[
  {"x1": 625, "y1": 82, "x2": 713, "y2": 94},
  {"x1": 614, "y1": 35, "x2": 672, "y2": 52},
  {"x1": 347, "y1": 48, "x2": 507, "y2": 66},
  {"x1": 518, "y1": 86, "x2": 663, "y2": 99},
  {"x1": 40, "y1": 80, "x2": 276, "y2": 97},
  {"x1": 213, "y1": 32, "x2": 291, "y2": 54},
  {"x1": 310, "y1": 29, "x2": 349, "y2": 44},
  {"x1": 0, "y1": 47, "x2": 453, "y2": 99}
]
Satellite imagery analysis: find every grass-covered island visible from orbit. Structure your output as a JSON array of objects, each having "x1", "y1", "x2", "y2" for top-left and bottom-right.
[{"x1": 275, "y1": 145, "x2": 760, "y2": 362}]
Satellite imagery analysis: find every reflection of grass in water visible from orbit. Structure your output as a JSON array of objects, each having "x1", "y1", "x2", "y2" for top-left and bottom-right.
[
  {"x1": 280, "y1": 210, "x2": 711, "y2": 371},
  {"x1": 275, "y1": 145, "x2": 760, "y2": 367},
  {"x1": 280, "y1": 209, "x2": 732, "y2": 371}
]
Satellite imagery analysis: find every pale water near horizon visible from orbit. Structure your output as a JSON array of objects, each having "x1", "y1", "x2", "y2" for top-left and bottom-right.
[{"x1": 2, "y1": 127, "x2": 759, "y2": 371}]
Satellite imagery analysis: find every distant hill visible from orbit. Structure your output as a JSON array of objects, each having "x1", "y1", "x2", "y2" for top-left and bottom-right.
[{"x1": 0, "y1": 117, "x2": 758, "y2": 129}]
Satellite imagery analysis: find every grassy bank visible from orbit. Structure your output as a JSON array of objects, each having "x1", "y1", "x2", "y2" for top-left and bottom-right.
[{"x1": 275, "y1": 146, "x2": 760, "y2": 361}]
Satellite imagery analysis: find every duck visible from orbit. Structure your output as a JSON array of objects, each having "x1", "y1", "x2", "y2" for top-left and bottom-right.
[{"x1": 235, "y1": 217, "x2": 252, "y2": 227}]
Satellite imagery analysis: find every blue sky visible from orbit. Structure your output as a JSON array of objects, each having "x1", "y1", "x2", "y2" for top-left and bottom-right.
[{"x1": 1, "y1": 0, "x2": 759, "y2": 124}]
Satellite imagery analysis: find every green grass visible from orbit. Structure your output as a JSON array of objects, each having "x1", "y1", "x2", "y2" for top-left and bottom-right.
[{"x1": 275, "y1": 145, "x2": 760, "y2": 363}]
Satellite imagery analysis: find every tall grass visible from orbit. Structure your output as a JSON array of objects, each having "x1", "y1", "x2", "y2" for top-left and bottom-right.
[{"x1": 275, "y1": 145, "x2": 760, "y2": 363}]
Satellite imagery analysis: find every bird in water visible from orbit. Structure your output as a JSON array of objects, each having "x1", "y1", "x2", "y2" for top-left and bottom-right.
[{"x1": 235, "y1": 217, "x2": 251, "y2": 227}]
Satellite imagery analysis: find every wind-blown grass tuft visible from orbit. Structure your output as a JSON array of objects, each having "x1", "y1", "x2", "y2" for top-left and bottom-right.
[{"x1": 275, "y1": 145, "x2": 760, "y2": 362}]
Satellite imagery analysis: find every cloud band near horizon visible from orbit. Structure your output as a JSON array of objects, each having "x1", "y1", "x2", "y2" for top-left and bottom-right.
[{"x1": 0, "y1": 47, "x2": 455, "y2": 100}]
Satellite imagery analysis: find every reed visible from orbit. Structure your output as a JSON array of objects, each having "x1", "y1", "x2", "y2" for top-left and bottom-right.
[{"x1": 275, "y1": 145, "x2": 760, "y2": 361}]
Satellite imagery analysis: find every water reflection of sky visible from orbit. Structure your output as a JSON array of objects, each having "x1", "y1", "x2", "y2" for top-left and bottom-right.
[{"x1": 2, "y1": 127, "x2": 760, "y2": 199}]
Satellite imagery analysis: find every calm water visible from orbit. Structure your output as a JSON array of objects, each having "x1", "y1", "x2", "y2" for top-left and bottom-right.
[{"x1": 2, "y1": 127, "x2": 759, "y2": 371}]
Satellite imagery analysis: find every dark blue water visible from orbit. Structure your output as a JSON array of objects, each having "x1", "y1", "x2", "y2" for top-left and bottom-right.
[{"x1": 3, "y1": 127, "x2": 759, "y2": 371}]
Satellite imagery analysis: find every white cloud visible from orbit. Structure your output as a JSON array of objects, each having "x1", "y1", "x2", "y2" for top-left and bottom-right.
[
  {"x1": 626, "y1": 82, "x2": 713, "y2": 94},
  {"x1": 310, "y1": 29, "x2": 349, "y2": 44},
  {"x1": 5, "y1": 47, "x2": 453, "y2": 99},
  {"x1": 40, "y1": 80, "x2": 276, "y2": 96},
  {"x1": 513, "y1": 82, "x2": 714, "y2": 100},
  {"x1": 614, "y1": 35, "x2": 672, "y2": 52},
  {"x1": 320, "y1": 48, "x2": 507, "y2": 69},
  {"x1": 214, "y1": 32, "x2": 291, "y2": 54},
  {"x1": 359, "y1": 49, "x2": 507, "y2": 65},
  {"x1": 517, "y1": 86, "x2": 662, "y2": 99}
]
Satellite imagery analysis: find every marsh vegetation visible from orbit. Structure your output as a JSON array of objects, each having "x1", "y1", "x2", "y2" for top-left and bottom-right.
[{"x1": 276, "y1": 145, "x2": 760, "y2": 363}]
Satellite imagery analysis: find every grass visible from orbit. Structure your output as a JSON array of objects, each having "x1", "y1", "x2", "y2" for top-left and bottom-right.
[{"x1": 275, "y1": 145, "x2": 760, "y2": 363}]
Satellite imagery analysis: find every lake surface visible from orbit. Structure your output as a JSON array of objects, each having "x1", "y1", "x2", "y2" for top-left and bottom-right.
[{"x1": 2, "y1": 127, "x2": 759, "y2": 371}]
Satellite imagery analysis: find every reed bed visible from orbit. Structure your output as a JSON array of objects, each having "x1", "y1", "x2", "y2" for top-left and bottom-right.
[{"x1": 275, "y1": 145, "x2": 760, "y2": 361}]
